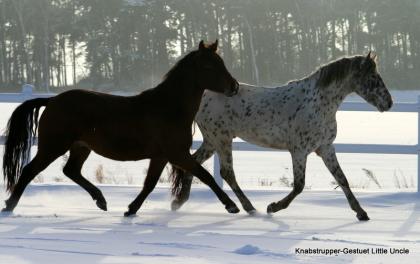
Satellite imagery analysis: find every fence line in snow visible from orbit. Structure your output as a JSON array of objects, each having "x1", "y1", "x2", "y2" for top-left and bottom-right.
[{"x1": 0, "y1": 84, "x2": 419, "y2": 193}]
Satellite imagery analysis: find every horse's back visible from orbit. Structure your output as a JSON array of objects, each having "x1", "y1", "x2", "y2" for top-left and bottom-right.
[
  {"x1": 37, "y1": 90, "x2": 142, "y2": 149},
  {"x1": 52, "y1": 89, "x2": 131, "y2": 110},
  {"x1": 199, "y1": 83, "x2": 289, "y2": 124},
  {"x1": 197, "y1": 83, "x2": 299, "y2": 149},
  {"x1": 36, "y1": 88, "x2": 184, "y2": 160}
]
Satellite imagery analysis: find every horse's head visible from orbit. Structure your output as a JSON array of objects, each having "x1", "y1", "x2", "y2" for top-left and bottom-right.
[
  {"x1": 194, "y1": 40, "x2": 239, "y2": 96},
  {"x1": 352, "y1": 52, "x2": 393, "y2": 112}
]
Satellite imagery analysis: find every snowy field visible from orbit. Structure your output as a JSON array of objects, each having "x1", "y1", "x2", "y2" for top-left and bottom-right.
[
  {"x1": 0, "y1": 90, "x2": 419, "y2": 263},
  {"x1": 0, "y1": 185, "x2": 419, "y2": 264}
]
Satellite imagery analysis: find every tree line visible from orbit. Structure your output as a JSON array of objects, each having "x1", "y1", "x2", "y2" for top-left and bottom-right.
[{"x1": 0, "y1": 0, "x2": 419, "y2": 92}]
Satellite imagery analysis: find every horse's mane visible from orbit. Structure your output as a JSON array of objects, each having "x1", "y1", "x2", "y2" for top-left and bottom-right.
[
  {"x1": 282, "y1": 56, "x2": 359, "y2": 88},
  {"x1": 315, "y1": 55, "x2": 373, "y2": 87},
  {"x1": 161, "y1": 50, "x2": 198, "y2": 84}
]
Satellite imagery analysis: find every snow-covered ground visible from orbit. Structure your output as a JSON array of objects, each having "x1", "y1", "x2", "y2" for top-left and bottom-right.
[{"x1": 0, "y1": 185, "x2": 419, "y2": 264}]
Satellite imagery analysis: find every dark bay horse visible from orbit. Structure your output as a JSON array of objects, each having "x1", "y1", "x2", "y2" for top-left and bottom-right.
[{"x1": 2, "y1": 40, "x2": 240, "y2": 216}]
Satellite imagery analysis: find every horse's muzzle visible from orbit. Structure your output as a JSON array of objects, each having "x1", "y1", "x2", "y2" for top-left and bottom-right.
[
  {"x1": 378, "y1": 99, "x2": 393, "y2": 112},
  {"x1": 387, "y1": 99, "x2": 393, "y2": 110}
]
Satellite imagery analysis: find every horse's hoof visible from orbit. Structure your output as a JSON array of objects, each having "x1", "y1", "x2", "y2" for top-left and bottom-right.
[
  {"x1": 1, "y1": 208, "x2": 12, "y2": 214},
  {"x1": 357, "y1": 212, "x2": 370, "y2": 221},
  {"x1": 1, "y1": 206, "x2": 13, "y2": 212},
  {"x1": 171, "y1": 200, "x2": 182, "y2": 211},
  {"x1": 266, "y1": 202, "x2": 276, "y2": 214},
  {"x1": 247, "y1": 209, "x2": 257, "y2": 216},
  {"x1": 226, "y1": 204, "x2": 240, "y2": 214},
  {"x1": 124, "y1": 210, "x2": 136, "y2": 217},
  {"x1": 0, "y1": 207, "x2": 13, "y2": 217},
  {"x1": 243, "y1": 204, "x2": 257, "y2": 215},
  {"x1": 96, "y1": 200, "x2": 108, "y2": 211}
]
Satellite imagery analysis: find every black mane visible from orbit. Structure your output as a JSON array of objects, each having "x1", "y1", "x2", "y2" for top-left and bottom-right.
[{"x1": 162, "y1": 50, "x2": 198, "y2": 84}]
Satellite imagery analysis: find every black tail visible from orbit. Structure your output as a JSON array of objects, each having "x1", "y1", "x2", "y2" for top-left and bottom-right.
[
  {"x1": 171, "y1": 122, "x2": 197, "y2": 196},
  {"x1": 169, "y1": 165, "x2": 186, "y2": 197},
  {"x1": 3, "y1": 98, "x2": 49, "y2": 192}
]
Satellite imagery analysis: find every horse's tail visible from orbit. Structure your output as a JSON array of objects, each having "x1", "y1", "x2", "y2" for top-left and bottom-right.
[
  {"x1": 3, "y1": 98, "x2": 49, "y2": 192},
  {"x1": 170, "y1": 122, "x2": 197, "y2": 196},
  {"x1": 169, "y1": 165, "x2": 186, "y2": 197}
]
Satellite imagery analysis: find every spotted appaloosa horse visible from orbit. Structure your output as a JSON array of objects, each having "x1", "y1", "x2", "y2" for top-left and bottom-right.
[{"x1": 170, "y1": 52, "x2": 393, "y2": 221}]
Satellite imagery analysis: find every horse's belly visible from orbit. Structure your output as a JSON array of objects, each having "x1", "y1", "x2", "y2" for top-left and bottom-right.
[
  {"x1": 87, "y1": 140, "x2": 152, "y2": 161},
  {"x1": 238, "y1": 132, "x2": 288, "y2": 150},
  {"x1": 80, "y1": 131, "x2": 160, "y2": 161},
  {"x1": 92, "y1": 148, "x2": 149, "y2": 161}
]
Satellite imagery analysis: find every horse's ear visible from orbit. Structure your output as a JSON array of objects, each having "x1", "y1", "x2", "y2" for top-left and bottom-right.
[
  {"x1": 209, "y1": 39, "x2": 218, "y2": 52},
  {"x1": 364, "y1": 51, "x2": 378, "y2": 67},
  {"x1": 199, "y1": 40, "x2": 205, "y2": 50},
  {"x1": 371, "y1": 52, "x2": 377, "y2": 62},
  {"x1": 361, "y1": 51, "x2": 377, "y2": 71},
  {"x1": 366, "y1": 50, "x2": 378, "y2": 61}
]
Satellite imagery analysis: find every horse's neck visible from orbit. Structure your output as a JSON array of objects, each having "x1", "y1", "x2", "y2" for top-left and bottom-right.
[
  {"x1": 156, "y1": 80, "x2": 204, "y2": 122},
  {"x1": 316, "y1": 82, "x2": 350, "y2": 115}
]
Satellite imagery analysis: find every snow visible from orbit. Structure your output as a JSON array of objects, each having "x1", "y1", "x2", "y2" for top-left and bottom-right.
[
  {"x1": 233, "y1": 244, "x2": 264, "y2": 255},
  {"x1": 0, "y1": 90, "x2": 419, "y2": 263},
  {"x1": 0, "y1": 184, "x2": 419, "y2": 263}
]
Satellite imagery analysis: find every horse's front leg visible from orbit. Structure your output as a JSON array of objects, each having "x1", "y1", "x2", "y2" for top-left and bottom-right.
[
  {"x1": 316, "y1": 144, "x2": 369, "y2": 221},
  {"x1": 124, "y1": 158, "x2": 168, "y2": 217},
  {"x1": 217, "y1": 146, "x2": 256, "y2": 214},
  {"x1": 267, "y1": 152, "x2": 307, "y2": 213}
]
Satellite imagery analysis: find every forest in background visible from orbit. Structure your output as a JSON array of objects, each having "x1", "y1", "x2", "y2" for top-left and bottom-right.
[{"x1": 0, "y1": 0, "x2": 419, "y2": 92}]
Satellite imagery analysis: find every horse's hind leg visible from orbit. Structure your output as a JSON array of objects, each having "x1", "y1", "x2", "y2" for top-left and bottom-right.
[
  {"x1": 217, "y1": 145, "x2": 256, "y2": 214},
  {"x1": 2, "y1": 152, "x2": 59, "y2": 212},
  {"x1": 316, "y1": 144, "x2": 369, "y2": 221},
  {"x1": 267, "y1": 152, "x2": 307, "y2": 214},
  {"x1": 171, "y1": 140, "x2": 214, "y2": 211},
  {"x1": 63, "y1": 143, "x2": 107, "y2": 211},
  {"x1": 170, "y1": 153, "x2": 239, "y2": 214},
  {"x1": 124, "y1": 158, "x2": 168, "y2": 216}
]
